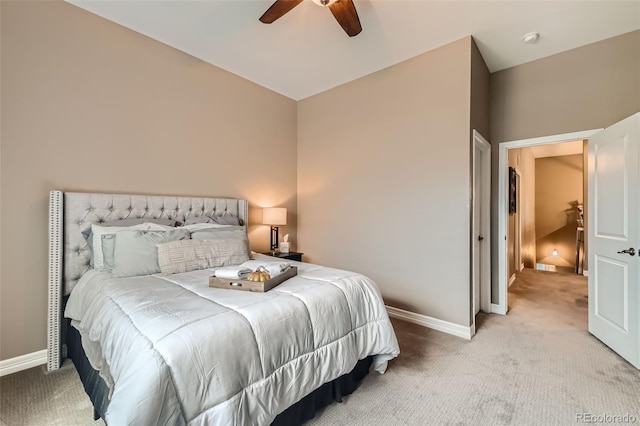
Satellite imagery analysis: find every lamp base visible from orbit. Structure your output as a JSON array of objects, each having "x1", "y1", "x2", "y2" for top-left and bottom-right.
[{"x1": 270, "y1": 226, "x2": 279, "y2": 252}]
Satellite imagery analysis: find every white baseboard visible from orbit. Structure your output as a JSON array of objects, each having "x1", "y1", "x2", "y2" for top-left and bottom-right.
[
  {"x1": 386, "y1": 306, "x2": 473, "y2": 340},
  {"x1": 583, "y1": 270, "x2": 589, "y2": 277},
  {"x1": 536, "y1": 263, "x2": 557, "y2": 272},
  {"x1": 0, "y1": 349, "x2": 47, "y2": 377},
  {"x1": 508, "y1": 273, "x2": 516, "y2": 287},
  {"x1": 519, "y1": 262, "x2": 525, "y2": 272},
  {"x1": 490, "y1": 303, "x2": 506, "y2": 315}
]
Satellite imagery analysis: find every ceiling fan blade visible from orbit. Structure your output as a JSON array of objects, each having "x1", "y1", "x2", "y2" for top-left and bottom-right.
[
  {"x1": 259, "y1": 0, "x2": 304, "y2": 24},
  {"x1": 328, "y1": 0, "x2": 362, "y2": 37}
]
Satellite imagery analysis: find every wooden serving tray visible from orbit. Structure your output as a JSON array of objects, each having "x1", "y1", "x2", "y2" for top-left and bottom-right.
[{"x1": 209, "y1": 267, "x2": 297, "y2": 292}]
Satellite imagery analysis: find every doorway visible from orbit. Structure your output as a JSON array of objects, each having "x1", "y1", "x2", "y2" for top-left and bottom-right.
[
  {"x1": 494, "y1": 129, "x2": 600, "y2": 315},
  {"x1": 496, "y1": 115, "x2": 640, "y2": 369}
]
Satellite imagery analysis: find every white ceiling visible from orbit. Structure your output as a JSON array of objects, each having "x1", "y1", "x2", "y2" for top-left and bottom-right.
[{"x1": 67, "y1": 0, "x2": 640, "y2": 100}]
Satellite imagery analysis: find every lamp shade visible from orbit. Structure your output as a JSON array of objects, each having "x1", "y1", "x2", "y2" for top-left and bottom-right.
[{"x1": 263, "y1": 207, "x2": 287, "y2": 226}]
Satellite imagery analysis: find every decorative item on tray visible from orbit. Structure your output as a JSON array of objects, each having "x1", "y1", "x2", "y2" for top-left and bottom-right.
[
  {"x1": 210, "y1": 262, "x2": 297, "y2": 292},
  {"x1": 247, "y1": 266, "x2": 271, "y2": 282}
]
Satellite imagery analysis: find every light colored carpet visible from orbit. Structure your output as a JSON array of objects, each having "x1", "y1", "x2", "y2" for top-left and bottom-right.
[
  {"x1": 0, "y1": 360, "x2": 101, "y2": 426},
  {"x1": 1, "y1": 269, "x2": 638, "y2": 425},
  {"x1": 307, "y1": 269, "x2": 639, "y2": 425}
]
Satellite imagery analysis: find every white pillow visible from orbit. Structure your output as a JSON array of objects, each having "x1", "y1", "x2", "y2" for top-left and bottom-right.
[
  {"x1": 157, "y1": 238, "x2": 250, "y2": 275},
  {"x1": 91, "y1": 222, "x2": 174, "y2": 271}
]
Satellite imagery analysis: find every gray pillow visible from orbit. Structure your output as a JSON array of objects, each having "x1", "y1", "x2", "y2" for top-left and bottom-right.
[
  {"x1": 184, "y1": 216, "x2": 242, "y2": 226},
  {"x1": 112, "y1": 229, "x2": 190, "y2": 278},
  {"x1": 101, "y1": 234, "x2": 117, "y2": 270},
  {"x1": 91, "y1": 223, "x2": 175, "y2": 271},
  {"x1": 190, "y1": 228, "x2": 248, "y2": 242}
]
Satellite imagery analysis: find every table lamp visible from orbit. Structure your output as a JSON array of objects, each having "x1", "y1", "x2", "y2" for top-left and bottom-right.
[{"x1": 263, "y1": 207, "x2": 287, "y2": 253}]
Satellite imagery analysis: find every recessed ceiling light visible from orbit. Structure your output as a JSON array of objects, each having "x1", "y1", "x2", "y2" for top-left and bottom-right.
[{"x1": 522, "y1": 32, "x2": 540, "y2": 44}]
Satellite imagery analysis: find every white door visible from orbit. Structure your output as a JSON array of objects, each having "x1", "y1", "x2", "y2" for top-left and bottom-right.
[
  {"x1": 472, "y1": 130, "x2": 491, "y2": 318},
  {"x1": 473, "y1": 146, "x2": 482, "y2": 316},
  {"x1": 588, "y1": 113, "x2": 639, "y2": 369}
]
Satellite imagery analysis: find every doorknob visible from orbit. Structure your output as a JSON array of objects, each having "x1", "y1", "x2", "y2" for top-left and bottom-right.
[
  {"x1": 478, "y1": 236, "x2": 484, "y2": 241},
  {"x1": 617, "y1": 247, "x2": 636, "y2": 256}
]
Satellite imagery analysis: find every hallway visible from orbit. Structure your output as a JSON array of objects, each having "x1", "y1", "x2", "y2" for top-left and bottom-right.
[{"x1": 507, "y1": 268, "x2": 588, "y2": 331}]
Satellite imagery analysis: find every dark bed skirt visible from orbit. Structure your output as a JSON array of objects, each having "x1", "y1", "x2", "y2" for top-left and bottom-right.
[
  {"x1": 67, "y1": 324, "x2": 373, "y2": 425},
  {"x1": 67, "y1": 324, "x2": 110, "y2": 421},
  {"x1": 272, "y1": 354, "x2": 373, "y2": 425}
]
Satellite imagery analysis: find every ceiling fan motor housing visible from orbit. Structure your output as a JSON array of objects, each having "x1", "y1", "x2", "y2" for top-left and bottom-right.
[
  {"x1": 313, "y1": 0, "x2": 337, "y2": 6},
  {"x1": 260, "y1": 0, "x2": 362, "y2": 37}
]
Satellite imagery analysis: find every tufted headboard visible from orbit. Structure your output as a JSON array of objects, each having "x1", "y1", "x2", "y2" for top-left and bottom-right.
[{"x1": 47, "y1": 190, "x2": 248, "y2": 371}]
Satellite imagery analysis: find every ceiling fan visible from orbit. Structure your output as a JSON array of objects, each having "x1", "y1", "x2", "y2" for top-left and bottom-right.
[{"x1": 259, "y1": 0, "x2": 362, "y2": 37}]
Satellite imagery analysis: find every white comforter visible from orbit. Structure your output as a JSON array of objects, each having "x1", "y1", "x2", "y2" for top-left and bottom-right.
[{"x1": 65, "y1": 256, "x2": 400, "y2": 425}]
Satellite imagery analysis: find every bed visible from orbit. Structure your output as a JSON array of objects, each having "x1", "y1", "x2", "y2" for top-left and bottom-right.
[{"x1": 46, "y1": 191, "x2": 399, "y2": 425}]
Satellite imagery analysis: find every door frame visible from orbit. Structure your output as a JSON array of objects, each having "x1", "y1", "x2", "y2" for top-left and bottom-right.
[
  {"x1": 472, "y1": 130, "x2": 492, "y2": 327},
  {"x1": 494, "y1": 129, "x2": 601, "y2": 315},
  {"x1": 514, "y1": 167, "x2": 523, "y2": 274}
]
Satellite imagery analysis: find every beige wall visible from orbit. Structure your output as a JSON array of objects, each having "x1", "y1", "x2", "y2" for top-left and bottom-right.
[
  {"x1": 490, "y1": 30, "x2": 640, "y2": 302},
  {"x1": 491, "y1": 30, "x2": 640, "y2": 143},
  {"x1": 298, "y1": 37, "x2": 477, "y2": 326},
  {"x1": 0, "y1": 1, "x2": 297, "y2": 360},
  {"x1": 520, "y1": 148, "x2": 536, "y2": 268},
  {"x1": 506, "y1": 147, "x2": 536, "y2": 279},
  {"x1": 470, "y1": 39, "x2": 491, "y2": 141},
  {"x1": 582, "y1": 140, "x2": 589, "y2": 271},
  {"x1": 535, "y1": 154, "x2": 583, "y2": 268}
]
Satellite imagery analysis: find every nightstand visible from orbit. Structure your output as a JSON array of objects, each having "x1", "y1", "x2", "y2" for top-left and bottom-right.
[{"x1": 263, "y1": 251, "x2": 303, "y2": 262}]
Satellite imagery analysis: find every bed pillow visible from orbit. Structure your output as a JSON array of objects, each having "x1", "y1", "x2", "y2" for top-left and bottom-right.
[
  {"x1": 100, "y1": 234, "x2": 117, "y2": 271},
  {"x1": 184, "y1": 216, "x2": 243, "y2": 226},
  {"x1": 189, "y1": 227, "x2": 250, "y2": 258},
  {"x1": 111, "y1": 229, "x2": 190, "y2": 278},
  {"x1": 190, "y1": 227, "x2": 247, "y2": 241},
  {"x1": 157, "y1": 238, "x2": 250, "y2": 275},
  {"x1": 91, "y1": 222, "x2": 175, "y2": 271},
  {"x1": 81, "y1": 218, "x2": 176, "y2": 267},
  {"x1": 186, "y1": 225, "x2": 247, "y2": 236},
  {"x1": 81, "y1": 218, "x2": 176, "y2": 243},
  {"x1": 97, "y1": 217, "x2": 176, "y2": 228},
  {"x1": 181, "y1": 223, "x2": 233, "y2": 232}
]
